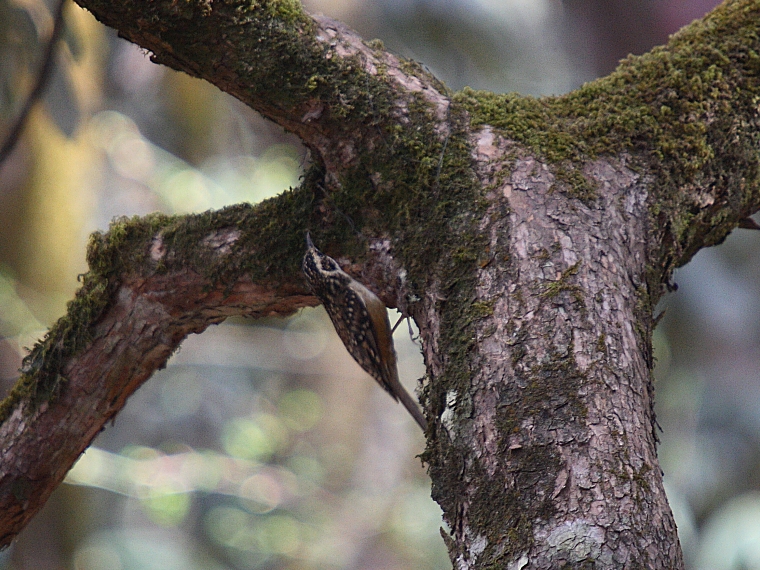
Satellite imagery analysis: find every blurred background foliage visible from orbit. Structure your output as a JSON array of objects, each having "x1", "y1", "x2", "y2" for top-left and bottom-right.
[{"x1": 0, "y1": 0, "x2": 755, "y2": 568}]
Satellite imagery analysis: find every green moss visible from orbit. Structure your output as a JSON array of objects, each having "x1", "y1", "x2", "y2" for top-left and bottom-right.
[
  {"x1": 261, "y1": 0, "x2": 305, "y2": 23},
  {"x1": 385, "y1": 94, "x2": 501, "y2": 564},
  {"x1": 633, "y1": 463, "x2": 652, "y2": 494},
  {"x1": 465, "y1": 444, "x2": 562, "y2": 563},
  {"x1": 596, "y1": 333, "x2": 607, "y2": 354},
  {"x1": 538, "y1": 260, "x2": 584, "y2": 309},
  {"x1": 455, "y1": 0, "x2": 760, "y2": 252},
  {"x1": 0, "y1": 213, "x2": 178, "y2": 423},
  {"x1": 435, "y1": 343, "x2": 590, "y2": 563},
  {"x1": 0, "y1": 41, "x2": 480, "y2": 425},
  {"x1": 0, "y1": 0, "x2": 489, "y2": 424},
  {"x1": 454, "y1": 90, "x2": 599, "y2": 202},
  {"x1": 0, "y1": 186, "x2": 323, "y2": 425},
  {"x1": 471, "y1": 300, "x2": 495, "y2": 319}
]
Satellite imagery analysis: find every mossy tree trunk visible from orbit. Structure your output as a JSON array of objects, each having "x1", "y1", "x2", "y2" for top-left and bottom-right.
[{"x1": 2, "y1": 0, "x2": 760, "y2": 567}]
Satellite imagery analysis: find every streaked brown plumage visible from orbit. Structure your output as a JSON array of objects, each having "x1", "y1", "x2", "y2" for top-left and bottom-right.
[{"x1": 302, "y1": 233, "x2": 427, "y2": 430}]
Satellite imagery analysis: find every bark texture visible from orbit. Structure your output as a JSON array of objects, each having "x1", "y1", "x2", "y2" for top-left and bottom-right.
[
  {"x1": 0, "y1": 214, "x2": 314, "y2": 547},
  {"x1": 2, "y1": 0, "x2": 760, "y2": 567},
  {"x1": 431, "y1": 140, "x2": 678, "y2": 566}
]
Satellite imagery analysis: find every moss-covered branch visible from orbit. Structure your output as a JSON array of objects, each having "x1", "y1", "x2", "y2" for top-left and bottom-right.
[
  {"x1": 0, "y1": 200, "x2": 326, "y2": 547},
  {"x1": 72, "y1": 0, "x2": 449, "y2": 177},
  {"x1": 458, "y1": 0, "x2": 760, "y2": 285}
]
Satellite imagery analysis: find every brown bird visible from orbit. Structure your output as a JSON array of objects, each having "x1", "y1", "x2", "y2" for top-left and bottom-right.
[{"x1": 302, "y1": 233, "x2": 427, "y2": 430}]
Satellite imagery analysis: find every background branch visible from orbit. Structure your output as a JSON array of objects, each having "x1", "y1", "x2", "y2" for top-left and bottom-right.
[{"x1": 0, "y1": 0, "x2": 66, "y2": 166}]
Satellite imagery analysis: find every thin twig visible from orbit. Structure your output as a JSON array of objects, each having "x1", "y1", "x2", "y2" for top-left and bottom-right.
[{"x1": 0, "y1": 0, "x2": 67, "y2": 167}]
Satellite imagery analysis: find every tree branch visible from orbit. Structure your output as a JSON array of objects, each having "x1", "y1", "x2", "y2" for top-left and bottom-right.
[
  {"x1": 74, "y1": 0, "x2": 449, "y2": 180},
  {"x1": 457, "y1": 0, "x2": 760, "y2": 283},
  {"x1": 0, "y1": 206, "x2": 321, "y2": 546}
]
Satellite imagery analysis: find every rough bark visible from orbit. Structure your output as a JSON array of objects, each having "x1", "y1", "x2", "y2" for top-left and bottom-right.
[
  {"x1": 2, "y1": 0, "x2": 760, "y2": 567},
  {"x1": 0, "y1": 213, "x2": 315, "y2": 547},
  {"x1": 436, "y1": 145, "x2": 677, "y2": 567}
]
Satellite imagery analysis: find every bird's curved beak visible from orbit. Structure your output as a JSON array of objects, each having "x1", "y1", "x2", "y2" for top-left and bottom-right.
[{"x1": 305, "y1": 231, "x2": 314, "y2": 249}]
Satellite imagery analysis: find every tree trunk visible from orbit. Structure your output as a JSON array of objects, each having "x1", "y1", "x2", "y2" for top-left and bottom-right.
[
  {"x1": 423, "y1": 150, "x2": 679, "y2": 567},
  {"x1": 2, "y1": 0, "x2": 760, "y2": 567}
]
